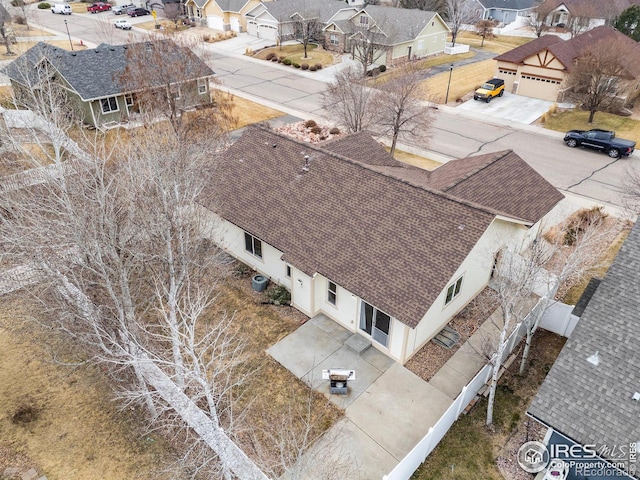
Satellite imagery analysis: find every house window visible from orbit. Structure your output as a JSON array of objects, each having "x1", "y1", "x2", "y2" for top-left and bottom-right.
[
  {"x1": 100, "y1": 96, "x2": 118, "y2": 114},
  {"x1": 445, "y1": 276, "x2": 463, "y2": 305},
  {"x1": 327, "y1": 281, "x2": 337, "y2": 305},
  {"x1": 360, "y1": 301, "x2": 391, "y2": 347},
  {"x1": 125, "y1": 94, "x2": 134, "y2": 107},
  {"x1": 285, "y1": 265, "x2": 291, "y2": 278},
  {"x1": 418, "y1": 40, "x2": 424, "y2": 49},
  {"x1": 359, "y1": 15, "x2": 368, "y2": 25},
  {"x1": 197, "y1": 78, "x2": 208, "y2": 94},
  {"x1": 244, "y1": 232, "x2": 262, "y2": 258},
  {"x1": 330, "y1": 34, "x2": 339, "y2": 45},
  {"x1": 170, "y1": 85, "x2": 181, "y2": 100}
]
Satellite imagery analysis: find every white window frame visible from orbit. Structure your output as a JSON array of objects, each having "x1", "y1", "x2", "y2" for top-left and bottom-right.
[
  {"x1": 445, "y1": 276, "x2": 463, "y2": 305},
  {"x1": 197, "y1": 78, "x2": 208, "y2": 94},
  {"x1": 359, "y1": 15, "x2": 368, "y2": 25},
  {"x1": 330, "y1": 33, "x2": 339, "y2": 45},
  {"x1": 100, "y1": 96, "x2": 119, "y2": 114},
  {"x1": 327, "y1": 281, "x2": 337, "y2": 305},
  {"x1": 244, "y1": 232, "x2": 263, "y2": 259},
  {"x1": 125, "y1": 93, "x2": 134, "y2": 107}
]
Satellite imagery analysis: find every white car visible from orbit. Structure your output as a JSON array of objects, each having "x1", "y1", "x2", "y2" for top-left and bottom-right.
[{"x1": 114, "y1": 18, "x2": 132, "y2": 29}]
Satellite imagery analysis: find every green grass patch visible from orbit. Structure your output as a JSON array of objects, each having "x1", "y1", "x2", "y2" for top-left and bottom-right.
[{"x1": 543, "y1": 110, "x2": 640, "y2": 144}]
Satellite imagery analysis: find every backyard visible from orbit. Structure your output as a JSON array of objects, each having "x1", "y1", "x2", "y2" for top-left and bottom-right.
[{"x1": 0, "y1": 266, "x2": 341, "y2": 479}]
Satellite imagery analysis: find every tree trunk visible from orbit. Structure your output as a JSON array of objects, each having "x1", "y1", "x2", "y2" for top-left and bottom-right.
[
  {"x1": 588, "y1": 109, "x2": 596, "y2": 123},
  {"x1": 487, "y1": 311, "x2": 509, "y2": 426}
]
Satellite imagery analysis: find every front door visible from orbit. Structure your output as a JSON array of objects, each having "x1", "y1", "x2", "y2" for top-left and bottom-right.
[{"x1": 360, "y1": 301, "x2": 391, "y2": 348}]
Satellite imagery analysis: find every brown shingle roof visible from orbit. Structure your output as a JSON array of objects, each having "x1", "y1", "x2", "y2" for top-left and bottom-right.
[
  {"x1": 494, "y1": 35, "x2": 563, "y2": 64},
  {"x1": 204, "y1": 126, "x2": 561, "y2": 328},
  {"x1": 430, "y1": 150, "x2": 565, "y2": 224}
]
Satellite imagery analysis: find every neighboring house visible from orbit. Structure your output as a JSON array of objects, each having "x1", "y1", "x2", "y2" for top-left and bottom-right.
[
  {"x1": 244, "y1": 0, "x2": 355, "y2": 42},
  {"x1": 493, "y1": 25, "x2": 640, "y2": 102},
  {"x1": 323, "y1": 5, "x2": 450, "y2": 66},
  {"x1": 2, "y1": 40, "x2": 214, "y2": 129},
  {"x1": 528, "y1": 222, "x2": 640, "y2": 480},
  {"x1": 184, "y1": 0, "x2": 261, "y2": 32},
  {"x1": 542, "y1": 0, "x2": 636, "y2": 29},
  {"x1": 243, "y1": 0, "x2": 449, "y2": 65},
  {"x1": 474, "y1": 0, "x2": 536, "y2": 24},
  {"x1": 200, "y1": 125, "x2": 563, "y2": 365}
]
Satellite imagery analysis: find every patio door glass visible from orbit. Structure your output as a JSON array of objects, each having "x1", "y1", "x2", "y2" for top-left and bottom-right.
[{"x1": 360, "y1": 301, "x2": 390, "y2": 348}]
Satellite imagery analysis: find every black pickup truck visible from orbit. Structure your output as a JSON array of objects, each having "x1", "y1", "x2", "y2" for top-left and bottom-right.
[{"x1": 563, "y1": 128, "x2": 635, "y2": 158}]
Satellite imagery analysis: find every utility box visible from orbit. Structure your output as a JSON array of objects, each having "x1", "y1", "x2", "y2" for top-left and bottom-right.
[{"x1": 322, "y1": 368, "x2": 355, "y2": 395}]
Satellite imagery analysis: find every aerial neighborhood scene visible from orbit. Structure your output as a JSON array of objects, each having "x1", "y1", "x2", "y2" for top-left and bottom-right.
[{"x1": 1, "y1": 0, "x2": 640, "y2": 478}]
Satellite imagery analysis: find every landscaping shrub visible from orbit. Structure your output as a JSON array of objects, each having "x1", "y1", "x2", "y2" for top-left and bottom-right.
[
  {"x1": 271, "y1": 56, "x2": 278, "y2": 62},
  {"x1": 309, "y1": 65, "x2": 317, "y2": 71},
  {"x1": 310, "y1": 125, "x2": 322, "y2": 135},
  {"x1": 329, "y1": 127, "x2": 340, "y2": 135},
  {"x1": 279, "y1": 56, "x2": 286, "y2": 62},
  {"x1": 301, "y1": 63, "x2": 309, "y2": 70},
  {"x1": 293, "y1": 63, "x2": 300, "y2": 68},
  {"x1": 14, "y1": 15, "x2": 26, "y2": 24},
  {"x1": 265, "y1": 52, "x2": 275, "y2": 60},
  {"x1": 304, "y1": 119, "x2": 317, "y2": 128},
  {"x1": 315, "y1": 63, "x2": 322, "y2": 70},
  {"x1": 282, "y1": 58, "x2": 292, "y2": 65},
  {"x1": 37, "y1": 2, "x2": 51, "y2": 8},
  {"x1": 379, "y1": 64, "x2": 387, "y2": 72},
  {"x1": 265, "y1": 285, "x2": 291, "y2": 306},
  {"x1": 563, "y1": 207, "x2": 607, "y2": 246},
  {"x1": 11, "y1": 0, "x2": 24, "y2": 6},
  {"x1": 202, "y1": 34, "x2": 211, "y2": 42}
]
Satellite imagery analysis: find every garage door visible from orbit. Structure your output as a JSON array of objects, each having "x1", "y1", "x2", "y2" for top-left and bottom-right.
[
  {"x1": 247, "y1": 20, "x2": 257, "y2": 36},
  {"x1": 517, "y1": 74, "x2": 561, "y2": 102},
  {"x1": 258, "y1": 24, "x2": 277, "y2": 40},
  {"x1": 207, "y1": 15, "x2": 224, "y2": 31}
]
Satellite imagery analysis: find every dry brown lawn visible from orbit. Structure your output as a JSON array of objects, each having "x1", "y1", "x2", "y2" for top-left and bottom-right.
[
  {"x1": 391, "y1": 149, "x2": 441, "y2": 170},
  {"x1": 231, "y1": 95, "x2": 283, "y2": 129},
  {"x1": 420, "y1": 59, "x2": 496, "y2": 104},
  {"x1": 0, "y1": 298, "x2": 172, "y2": 480},
  {"x1": 456, "y1": 31, "x2": 533, "y2": 54}
]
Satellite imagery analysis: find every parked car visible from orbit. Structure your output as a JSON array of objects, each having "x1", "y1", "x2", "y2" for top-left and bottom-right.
[
  {"x1": 473, "y1": 78, "x2": 505, "y2": 103},
  {"x1": 563, "y1": 128, "x2": 636, "y2": 158},
  {"x1": 114, "y1": 18, "x2": 132, "y2": 29},
  {"x1": 87, "y1": 2, "x2": 112, "y2": 12},
  {"x1": 128, "y1": 7, "x2": 150, "y2": 16},
  {"x1": 51, "y1": 2, "x2": 72, "y2": 14},
  {"x1": 113, "y1": 3, "x2": 134, "y2": 14},
  {"x1": 543, "y1": 459, "x2": 568, "y2": 480}
]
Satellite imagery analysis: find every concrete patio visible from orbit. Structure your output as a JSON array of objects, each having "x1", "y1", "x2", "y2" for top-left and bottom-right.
[{"x1": 267, "y1": 311, "x2": 509, "y2": 479}]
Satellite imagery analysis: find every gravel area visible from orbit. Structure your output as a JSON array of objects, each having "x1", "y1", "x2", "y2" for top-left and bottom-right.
[
  {"x1": 406, "y1": 287, "x2": 499, "y2": 382},
  {"x1": 497, "y1": 417, "x2": 547, "y2": 480}
]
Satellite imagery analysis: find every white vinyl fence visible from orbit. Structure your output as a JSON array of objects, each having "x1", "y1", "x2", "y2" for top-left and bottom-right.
[
  {"x1": 538, "y1": 302, "x2": 579, "y2": 337},
  {"x1": 383, "y1": 305, "x2": 534, "y2": 480}
]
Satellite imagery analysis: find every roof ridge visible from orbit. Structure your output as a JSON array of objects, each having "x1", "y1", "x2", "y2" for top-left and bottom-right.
[
  {"x1": 440, "y1": 150, "x2": 512, "y2": 191},
  {"x1": 250, "y1": 125, "x2": 522, "y2": 221}
]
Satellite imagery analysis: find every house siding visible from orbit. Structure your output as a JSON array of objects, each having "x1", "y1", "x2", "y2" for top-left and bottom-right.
[{"x1": 405, "y1": 218, "x2": 527, "y2": 363}]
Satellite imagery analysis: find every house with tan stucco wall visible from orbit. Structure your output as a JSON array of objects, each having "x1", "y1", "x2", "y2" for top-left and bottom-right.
[{"x1": 200, "y1": 125, "x2": 563, "y2": 365}]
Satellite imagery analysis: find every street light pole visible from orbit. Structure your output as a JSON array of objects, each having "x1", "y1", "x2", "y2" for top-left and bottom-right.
[
  {"x1": 445, "y1": 64, "x2": 453, "y2": 104},
  {"x1": 64, "y1": 19, "x2": 74, "y2": 51}
]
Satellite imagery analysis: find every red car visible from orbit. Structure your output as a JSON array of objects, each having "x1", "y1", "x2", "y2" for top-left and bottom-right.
[{"x1": 87, "y1": 2, "x2": 112, "y2": 13}]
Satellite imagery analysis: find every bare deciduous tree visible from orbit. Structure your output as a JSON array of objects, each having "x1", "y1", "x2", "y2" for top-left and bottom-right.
[
  {"x1": 527, "y1": 0, "x2": 555, "y2": 37},
  {"x1": 0, "y1": 3, "x2": 14, "y2": 55},
  {"x1": 475, "y1": 18, "x2": 496, "y2": 47},
  {"x1": 291, "y1": 13, "x2": 321, "y2": 59},
  {"x1": 322, "y1": 66, "x2": 374, "y2": 133},
  {"x1": 566, "y1": 4, "x2": 596, "y2": 38},
  {"x1": 370, "y1": 63, "x2": 434, "y2": 157},
  {"x1": 565, "y1": 39, "x2": 630, "y2": 123},
  {"x1": 445, "y1": 0, "x2": 479, "y2": 46},
  {"x1": 350, "y1": 21, "x2": 389, "y2": 76}
]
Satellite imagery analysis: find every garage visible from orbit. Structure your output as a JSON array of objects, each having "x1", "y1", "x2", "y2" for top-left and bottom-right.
[
  {"x1": 247, "y1": 19, "x2": 257, "y2": 36},
  {"x1": 258, "y1": 24, "x2": 278, "y2": 40},
  {"x1": 207, "y1": 15, "x2": 223, "y2": 30},
  {"x1": 516, "y1": 73, "x2": 562, "y2": 102}
]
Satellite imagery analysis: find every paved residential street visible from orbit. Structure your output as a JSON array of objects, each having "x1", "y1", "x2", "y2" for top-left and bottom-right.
[{"x1": 23, "y1": 8, "x2": 640, "y2": 211}]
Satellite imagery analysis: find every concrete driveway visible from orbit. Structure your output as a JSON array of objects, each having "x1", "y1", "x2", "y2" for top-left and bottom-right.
[{"x1": 456, "y1": 91, "x2": 556, "y2": 125}]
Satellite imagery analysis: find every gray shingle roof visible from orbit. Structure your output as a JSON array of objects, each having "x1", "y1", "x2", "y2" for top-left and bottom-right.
[
  {"x1": 475, "y1": 0, "x2": 536, "y2": 10},
  {"x1": 215, "y1": 0, "x2": 251, "y2": 13},
  {"x1": 529, "y1": 222, "x2": 640, "y2": 472},
  {"x1": 2, "y1": 40, "x2": 214, "y2": 101},
  {"x1": 258, "y1": 0, "x2": 350, "y2": 22},
  {"x1": 202, "y1": 126, "x2": 561, "y2": 328},
  {"x1": 360, "y1": 5, "x2": 440, "y2": 44}
]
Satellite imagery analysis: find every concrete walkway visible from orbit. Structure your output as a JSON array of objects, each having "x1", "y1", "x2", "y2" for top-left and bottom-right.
[{"x1": 268, "y1": 307, "x2": 511, "y2": 479}]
